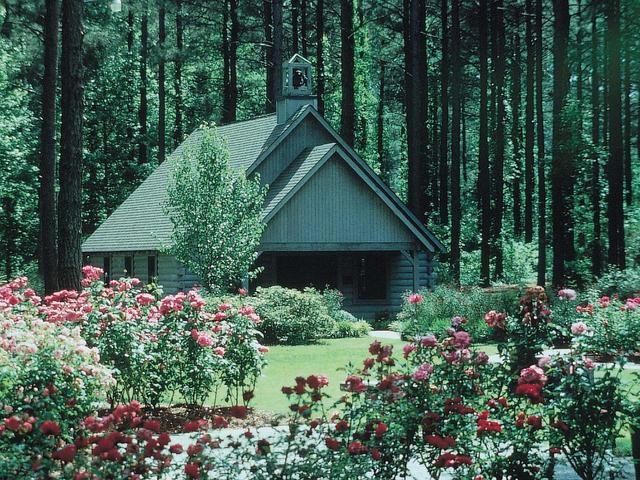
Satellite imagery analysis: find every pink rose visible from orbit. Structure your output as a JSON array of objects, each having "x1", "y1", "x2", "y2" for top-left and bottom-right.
[
  {"x1": 571, "y1": 322, "x2": 588, "y2": 336},
  {"x1": 557, "y1": 288, "x2": 577, "y2": 301},
  {"x1": 196, "y1": 332, "x2": 213, "y2": 347},
  {"x1": 420, "y1": 334, "x2": 438, "y2": 347},
  {"x1": 412, "y1": 363, "x2": 434, "y2": 382},
  {"x1": 408, "y1": 293, "x2": 424, "y2": 305}
]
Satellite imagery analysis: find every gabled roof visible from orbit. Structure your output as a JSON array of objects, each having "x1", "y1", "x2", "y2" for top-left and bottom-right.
[
  {"x1": 82, "y1": 106, "x2": 444, "y2": 254},
  {"x1": 82, "y1": 114, "x2": 281, "y2": 253},
  {"x1": 262, "y1": 143, "x2": 337, "y2": 219}
]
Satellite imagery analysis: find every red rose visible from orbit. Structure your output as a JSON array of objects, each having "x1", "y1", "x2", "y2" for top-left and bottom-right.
[
  {"x1": 143, "y1": 419, "x2": 161, "y2": 433},
  {"x1": 52, "y1": 444, "x2": 76, "y2": 463},
  {"x1": 335, "y1": 420, "x2": 350, "y2": 433},
  {"x1": 375, "y1": 422, "x2": 388, "y2": 438},
  {"x1": 4, "y1": 416, "x2": 21, "y2": 432},
  {"x1": 371, "y1": 448, "x2": 382, "y2": 460},
  {"x1": 184, "y1": 463, "x2": 200, "y2": 478},
  {"x1": 40, "y1": 420, "x2": 61, "y2": 436},
  {"x1": 347, "y1": 441, "x2": 368, "y2": 455},
  {"x1": 229, "y1": 405, "x2": 248, "y2": 419},
  {"x1": 306, "y1": 374, "x2": 329, "y2": 390},
  {"x1": 325, "y1": 437, "x2": 341, "y2": 450},
  {"x1": 170, "y1": 443, "x2": 183, "y2": 454}
]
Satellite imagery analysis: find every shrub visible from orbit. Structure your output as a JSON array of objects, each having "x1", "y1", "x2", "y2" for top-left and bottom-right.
[
  {"x1": 596, "y1": 267, "x2": 640, "y2": 299},
  {"x1": 330, "y1": 320, "x2": 372, "y2": 338},
  {"x1": 396, "y1": 285, "x2": 519, "y2": 342},
  {"x1": 250, "y1": 286, "x2": 337, "y2": 344},
  {"x1": 570, "y1": 294, "x2": 640, "y2": 358},
  {"x1": 0, "y1": 278, "x2": 115, "y2": 477}
]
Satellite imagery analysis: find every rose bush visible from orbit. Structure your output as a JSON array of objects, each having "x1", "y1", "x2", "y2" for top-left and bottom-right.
[
  {"x1": 569, "y1": 293, "x2": 640, "y2": 359},
  {"x1": 0, "y1": 278, "x2": 115, "y2": 477}
]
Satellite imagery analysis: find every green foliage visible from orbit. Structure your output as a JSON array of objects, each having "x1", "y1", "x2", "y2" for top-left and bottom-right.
[
  {"x1": 458, "y1": 240, "x2": 538, "y2": 286},
  {"x1": 546, "y1": 358, "x2": 627, "y2": 480},
  {"x1": 250, "y1": 286, "x2": 338, "y2": 344},
  {"x1": 396, "y1": 285, "x2": 519, "y2": 342},
  {"x1": 329, "y1": 319, "x2": 372, "y2": 339},
  {"x1": 165, "y1": 125, "x2": 267, "y2": 294},
  {"x1": 596, "y1": 266, "x2": 640, "y2": 298}
]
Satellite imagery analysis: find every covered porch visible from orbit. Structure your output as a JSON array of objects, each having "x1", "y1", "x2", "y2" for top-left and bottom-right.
[{"x1": 251, "y1": 243, "x2": 434, "y2": 319}]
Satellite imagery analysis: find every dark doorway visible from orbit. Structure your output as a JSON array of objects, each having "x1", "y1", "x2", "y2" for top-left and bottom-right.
[
  {"x1": 354, "y1": 253, "x2": 388, "y2": 301},
  {"x1": 276, "y1": 254, "x2": 338, "y2": 290}
]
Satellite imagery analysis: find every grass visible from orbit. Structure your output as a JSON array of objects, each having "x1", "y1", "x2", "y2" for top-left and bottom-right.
[{"x1": 216, "y1": 336, "x2": 499, "y2": 414}]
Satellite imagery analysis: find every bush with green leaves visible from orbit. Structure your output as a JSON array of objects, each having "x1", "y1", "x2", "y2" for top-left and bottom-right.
[
  {"x1": 329, "y1": 319, "x2": 372, "y2": 338},
  {"x1": 395, "y1": 285, "x2": 519, "y2": 341},
  {"x1": 165, "y1": 124, "x2": 267, "y2": 294},
  {"x1": 596, "y1": 267, "x2": 640, "y2": 299},
  {"x1": 250, "y1": 286, "x2": 337, "y2": 344}
]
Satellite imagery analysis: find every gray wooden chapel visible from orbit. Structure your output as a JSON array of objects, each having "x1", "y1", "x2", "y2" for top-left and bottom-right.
[{"x1": 82, "y1": 54, "x2": 444, "y2": 318}]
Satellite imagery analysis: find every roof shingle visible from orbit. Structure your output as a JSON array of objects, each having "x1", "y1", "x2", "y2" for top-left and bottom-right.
[{"x1": 83, "y1": 114, "x2": 279, "y2": 253}]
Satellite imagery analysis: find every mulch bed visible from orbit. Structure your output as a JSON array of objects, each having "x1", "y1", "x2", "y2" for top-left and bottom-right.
[{"x1": 141, "y1": 405, "x2": 286, "y2": 434}]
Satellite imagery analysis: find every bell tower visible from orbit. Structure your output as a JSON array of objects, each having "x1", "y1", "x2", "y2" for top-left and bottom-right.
[{"x1": 276, "y1": 54, "x2": 318, "y2": 124}]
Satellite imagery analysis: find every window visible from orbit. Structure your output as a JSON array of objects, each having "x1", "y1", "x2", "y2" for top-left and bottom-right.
[
  {"x1": 124, "y1": 256, "x2": 133, "y2": 277},
  {"x1": 103, "y1": 256, "x2": 111, "y2": 282},
  {"x1": 147, "y1": 256, "x2": 157, "y2": 283},
  {"x1": 355, "y1": 254, "x2": 388, "y2": 301}
]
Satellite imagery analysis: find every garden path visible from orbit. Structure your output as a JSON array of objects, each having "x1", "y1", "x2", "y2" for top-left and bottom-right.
[{"x1": 168, "y1": 427, "x2": 636, "y2": 479}]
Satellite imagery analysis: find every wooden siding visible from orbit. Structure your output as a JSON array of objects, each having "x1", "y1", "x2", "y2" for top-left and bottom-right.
[
  {"x1": 261, "y1": 155, "x2": 416, "y2": 247},
  {"x1": 339, "y1": 251, "x2": 434, "y2": 319},
  {"x1": 254, "y1": 115, "x2": 333, "y2": 186}
]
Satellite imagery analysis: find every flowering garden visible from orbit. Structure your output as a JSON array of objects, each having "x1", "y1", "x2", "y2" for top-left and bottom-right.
[{"x1": 0, "y1": 269, "x2": 639, "y2": 479}]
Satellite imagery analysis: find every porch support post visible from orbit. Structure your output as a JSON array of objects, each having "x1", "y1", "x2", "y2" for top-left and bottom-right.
[
  {"x1": 400, "y1": 249, "x2": 419, "y2": 292},
  {"x1": 411, "y1": 249, "x2": 419, "y2": 292}
]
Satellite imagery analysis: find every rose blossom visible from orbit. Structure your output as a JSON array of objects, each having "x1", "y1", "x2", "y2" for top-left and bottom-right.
[
  {"x1": 571, "y1": 321, "x2": 588, "y2": 336},
  {"x1": 408, "y1": 293, "x2": 424, "y2": 305},
  {"x1": 557, "y1": 288, "x2": 577, "y2": 301},
  {"x1": 412, "y1": 363, "x2": 434, "y2": 382},
  {"x1": 420, "y1": 334, "x2": 438, "y2": 347}
]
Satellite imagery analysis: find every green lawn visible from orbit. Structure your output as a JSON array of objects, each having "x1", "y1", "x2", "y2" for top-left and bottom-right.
[{"x1": 225, "y1": 336, "x2": 499, "y2": 415}]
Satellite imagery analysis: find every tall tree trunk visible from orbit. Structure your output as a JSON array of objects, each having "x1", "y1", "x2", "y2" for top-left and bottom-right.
[
  {"x1": 126, "y1": 6, "x2": 135, "y2": 172},
  {"x1": 512, "y1": 6, "x2": 523, "y2": 239},
  {"x1": 450, "y1": 0, "x2": 461, "y2": 285},
  {"x1": 405, "y1": 0, "x2": 428, "y2": 222},
  {"x1": 535, "y1": 0, "x2": 546, "y2": 286},
  {"x1": 492, "y1": 0, "x2": 505, "y2": 280},
  {"x1": 264, "y1": 0, "x2": 275, "y2": 112},
  {"x1": 591, "y1": 4, "x2": 602, "y2": 276},
  {"x1": 479, "y1": 0, "x2": 491, "y2": 286},
  {"x1": 462, "y1": 95, "x2": 467, "y2": 184},
  {"x1": 158, "y1": 0, "x2": 166, "y2": 161},
  {"x1": 292, "y1": 0, "x2": 300, "y2": 53},
  {"x1": 39, "y1": 0, "x2": 58, "y2": 294},
  {"x1": 340, "y1": 0, "x2": 355, "y2": 146},
  {"x1": 272, "y1": 0, "x2": 283, "y2": 103},
  {"x1": 174, "y1": 0, "x2": 183, "y2": 144},
  {"x1": 551, "y1": 0, "x2": 572, "y2": 286},
  {"x1": 300, "y1": 0, "x2": 308, "y2": 56},
  {"x1": 315, "y1": 0, "x2": 324, "y2": 115},
  {"x1": 3, "y1": 198, "x2": 15, "y2": 279},
  {"x1": 524, "y1": 0, "x2": 535, "y2": 243},
  {"x1": 576, "y1": 0, "x2": 584, "y2": 110},
  {"x1": 431, "y1": 76, "x2": 439, "y2": 213},
  {"x1": 439, "y1": 0, "x2": 449, "y2": 225},
  {"x1": 623, "y1": 25, "x2": 632, "y2": 205},
  {"x1": 222, "y1": 0, "x2": 238, "y2": 123},
  {"x1": 606, "y1": 0, "x2": 626, "y2": 268},
  {"x1": 139, "y1": 2, "x2": 148, "y2": 165},
  {"x1": 58, "y1": 0, "x2": 84, "y2": 291},
  {"x1": 377, "y1": 61, "x2": 388, "y2": 183}
]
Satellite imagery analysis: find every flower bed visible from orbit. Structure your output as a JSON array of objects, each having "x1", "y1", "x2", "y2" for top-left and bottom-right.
[{"x1": 1, "y1": 278, "x2": 638, "y2": 479}]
